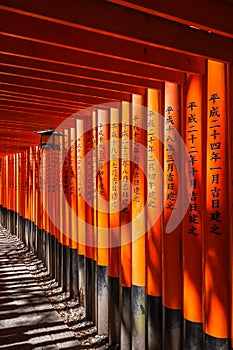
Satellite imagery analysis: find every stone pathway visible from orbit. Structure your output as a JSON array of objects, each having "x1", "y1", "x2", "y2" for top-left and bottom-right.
[{"x1": 0, "y1": 228, "x2": 81, "y2": 350}]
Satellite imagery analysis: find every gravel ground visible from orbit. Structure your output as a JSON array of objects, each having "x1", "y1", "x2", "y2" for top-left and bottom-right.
[{"x1": 0, "y1": 225, "x2": 118, "y2": 349}]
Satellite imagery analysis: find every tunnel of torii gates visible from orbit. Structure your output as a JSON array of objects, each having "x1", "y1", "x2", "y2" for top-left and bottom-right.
[
  {"x1": 0, "y1": 2, "x2": 233, "y2": 350},
  {"x1": 0, "y1": 60, "x2": 233, "y2": 350}
]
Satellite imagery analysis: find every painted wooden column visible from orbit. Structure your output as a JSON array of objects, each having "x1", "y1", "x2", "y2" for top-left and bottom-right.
[
  {"x1": 76, "y1": 118, "x2": 86, "y2": 303},
  {"x1": 57, "y1": 136, "x2": 64, "y2": 286},
  {"x1": 120, "y1": 101, "x2": 132, "y2": 349},
  {"x1": 183, "y1": 74, "x2": 204, "y2": 349},
  {"x1": 69, "y1": 127, "x2": 78, "y2": 298},
  {"x1": 163, "y1": 82, "x2": 183, "y2": 350},
  {"x1": 96, "y1": 108, "x2": 109, "y2": 336},
  {"x1": 15, "y1": 153, "x2": 19, "y2": 237},
  {"x1": 131, "y1": 94, "x2": 146, "y2": 350},
  {"x1": 85, "y1": 115, "x2": 96, "y2": 321},
  {"x1": 108, "y1": 106, "x2": 120, "y2": 345},
  {"x1": 21, "y1": 151, "x2": 27, "y2": 243},
  {"x1": 18, "y1": 153, "x2": 23, "y2": 241},
  {"x1": 62, "y1": 128, "x2": 71, "y2": 292},
  {"x1": 204, "y1": 60, "x2": 230, "y2": 349},
  {"x1": 146, "y1": 88, "x2": 163, "y2": 350},
  {"x1": 92, "y1": 110, "x2": 98, "y2": 325},
  {"x1": 229, "y1": 62, "x2": 233, "y2": 350},
  {"x1": 0, "y1": 158, "x2": 2, "y2": 224},
  {"x1": 50, "y1": 146, "x2": 59, "y2": 279}
]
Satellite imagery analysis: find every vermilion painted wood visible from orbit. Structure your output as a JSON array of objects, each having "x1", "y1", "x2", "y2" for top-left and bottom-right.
[
  {"x1": 0, "y1": 0, "x2": 231, "y2": 60},
  {"x1": 106, "y1": 0, "x2": 233, "y2": 38},
  {"x1": 0, "y1": 9, "x2": 205, "y2": 75}
]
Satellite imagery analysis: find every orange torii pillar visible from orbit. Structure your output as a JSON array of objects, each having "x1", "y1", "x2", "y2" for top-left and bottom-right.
[
  {"x1": 0, "y1": 157, "x2": 5, "y2": 227},
  {"x1": 85, "y1": 114, "x2": 96, "y2": 322},
  {"x1": 57, "y1": 135, "x2": 64, "y2": 287},
  {"x1": 131, "y1": 94, "x2": 146, "y2": 349},
  {"x1": 204, "y1": 60, "x2": 230, "y2": 349},
  {"x1": 28, "y1": 147, "x2": 35, "y2": 253},
  {"x1": 39, "y1": 147, "x2": 47, "y2": 265},
  {"x1": 96, "y1": 108, "x2": 110, "y2": 335},
  {"x1": 76, "y1": 118, "x2": 86, "y2": 304},
  {"x1": 33, "y1": 147, "x2": 40, "y2": 256},
  {"x1": 49, "y1": 146, "x2": 60, "y2": 280},
  {"x1": 2, "y1": 157, "x2": 7, "y2": 228},
  {"x1": 23, "y1": 149, "x2": 30, "y2": 247},
  {"x1": 7, "y1": 154, "x2": 13, "y2": 233},
  {"x1": 183, "y1": 73, "x2": 203, "y2": 349},
  {"x1": 43, "y1": 147, "x2": 50, "y2": 271},
  {"x1": 35, "y1": 147, "x2": 44, "y2": 263},
  {"x1": 0, "y1": 159, "x2": 3, "y2": 225},
  {"x1": 14, "y1": 153, "x2": 19, "y2": 237},
  {"x1": 108, "y1": 106, "x2": 121, "y2": 345},
  {"x1": 6, "y1": 155, "x2": 10, "y2": 230},
  {"x1": 8, "y1": 154, "x2": 16, "y2": 234},
  {"x1": 17, "y1": 153, "x2": 24, "y2": 241},
  {"x1": 92, "y1": 110, "x2": 98, "y2": 325},
  {"x1": 120, "y1": 101, "x2": 132, "y2": 349},
  {"x1": 163, "y1": 82, "x2": 183, "y2": 349},
  {"x1": 230, "y1": 62, "x2": 233, "y2": 350},
  {"x1": 69, "y1": 126, "x2": 79, "y2": 298},
  {"x1": 62, "y1": 128, "x2": 71, "y2": 293},
  {"x1": 0, "y1": 158, "x2": 2, "y2": 224},
  {"x1": 146, "y1": 88, "x2": 163, "y2": 350}
]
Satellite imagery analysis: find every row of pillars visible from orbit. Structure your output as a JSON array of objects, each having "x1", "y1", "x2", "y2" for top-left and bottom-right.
[
  {"x1": 0, "y1": 207, "x2": 119, "y2": 346},
  {"x1": 1, "y1": 206, "x2": 231, "y2": 349}
]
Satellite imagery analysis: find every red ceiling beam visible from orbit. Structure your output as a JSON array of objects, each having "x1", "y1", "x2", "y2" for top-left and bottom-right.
[
  {"x1": 0, "y1": 64, "x2": 145, "y2": 96},
  {"x1": 0, "y1": 0, "x2": 231, "y2": 61},
  {"x1": 0, "y1": 106, "x2": 71, "y2": 119},
  {"x1": 0, "y1": 36, "x2": 185, "y2": 84},
  {"x1": 0, "y1": 8, "x2": 205, "y2": 74},
  {"x1": 0, "y1": 97, "x2": 83, "y2": 113},
  {"x1": 0, "y1": 100, "x2": 77, "y2": 116},
  {"x1": 0, "y1": 110, "x2": 70, "y2": 133},
  {"x1": 0, "y1": 72, "x2": 130, "y2": 102},
  {"x1": 0, "y1": 53, "x2": 164, "y2": 90},
  {"x1": 0, "y1": 91, "x2": 86, "y2": 109},
  {"x1": 0, "y1": 118, "x2": 68, "y2": 133},
  {"x1": 0, "y1": 137, "x2": 38, "y2": 145},
  {"x1": 106, "y1": 0, "x2": 233, "y2": 39},
  {"x1": 0, "y1": 122, "x2": 54, "y2": 132},
  {"x1": 0, "y1": 110, "x2": 66, "y2": 122},
  {"x1": 0, "y1": 148, "x2": 31, "y2": 156},
  {"x1": 0, "y1": 108, "x2": 100, "y2": 126},
  {"x1": 0, "y1": 83, "x2": 116, "y2": 107}
]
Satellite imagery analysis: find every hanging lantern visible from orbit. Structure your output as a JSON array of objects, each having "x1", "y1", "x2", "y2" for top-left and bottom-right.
[{"x1": 34, "y1": 128, "x2": 64, "y2": 150}]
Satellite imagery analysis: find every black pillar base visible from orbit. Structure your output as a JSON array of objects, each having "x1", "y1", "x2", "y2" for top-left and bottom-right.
[
  {"x1": 86, "y1": 258, "x2": 96, "y2": 321},
  {"x1": 24, "y1": 219, "x2": 30, "y2": 248},
  {"x1": 132, "y1": 285, "x2": 146, "y2": 349},
  {"x1": 45, "y1": 230, "x2": 50, "y2": 271},
  {"x1": 163, "y1": 306, "x2": 183, "y2": 350},
  {"x1": 15, "y1": 212, "x2": 20, "y2": 238},
  {"x1": 121, "y1": 286, "x2": 132, "y2": 349},
  {"x1": 56, "y1": 241, "x2": 63, "y2": 286},
  {"x1": 49, "y1": 234, "x2": 56, "y2": 279},
  {"x1": 70, "y1": 248, "x2": 78, "y2": 298},
  {"x1": 147, "y1": 295, "x2": 162, "y2": 350},
  {"x1": 204, "y1": 332, "x2": 230, "y2": 350},
  {"x1": 18, "y1": 215, "x2": 24, "y2": 242},
  {"x1": 78, "y1": 254, "x2": 85, "y2": 305},
  {"x1": 109, "y1": 276, "x2": 120, "y2": 346},
  {"x1": 97, "y1": 265, "x2": 108, "y2": 335},
  {"x1": 184, "y1": 319, "x2": 203, "y2": 350},
  {"x1": 62, "y1": 245, "x2": 71, "y2": 293}
]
